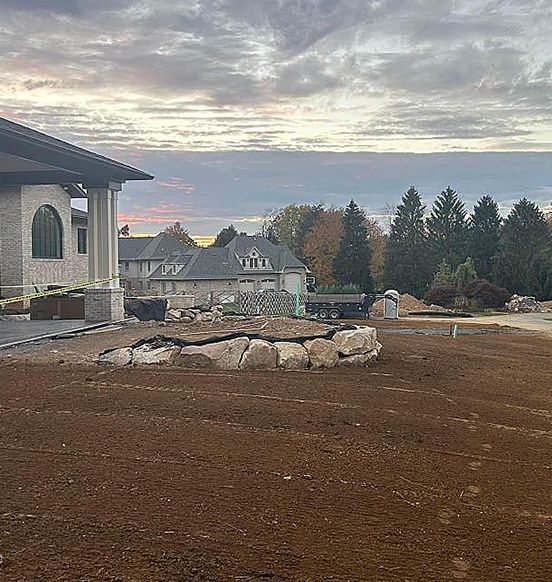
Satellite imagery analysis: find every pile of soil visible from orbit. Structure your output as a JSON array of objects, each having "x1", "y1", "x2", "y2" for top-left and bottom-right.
[{"x1": 371, "y1": 293, "x2": 431, "y2": 317}]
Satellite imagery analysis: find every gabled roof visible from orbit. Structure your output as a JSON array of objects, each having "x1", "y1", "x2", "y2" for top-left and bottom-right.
[
  {"x1": 118, "y1": 233, "x2": 192, "y2": 261},
  {"x1": 149, "y1": 235, "x2": 308, "y2": 281},
  {"x1": 226, "y1": 235, "x2": 307, "y2": 270},
  {"x1": 0, "y1": 116, "x2": 153, "y2": 186}
]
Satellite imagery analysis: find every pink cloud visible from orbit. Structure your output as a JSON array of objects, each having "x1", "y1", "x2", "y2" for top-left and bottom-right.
[{"x1": 158, "y1": 177, "x2": 195, "y2": 194}]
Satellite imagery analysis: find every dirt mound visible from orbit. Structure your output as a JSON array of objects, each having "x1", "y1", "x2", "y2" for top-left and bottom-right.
[{"x1": 371, "y1": 293, "x2": 430, "y2": 317}]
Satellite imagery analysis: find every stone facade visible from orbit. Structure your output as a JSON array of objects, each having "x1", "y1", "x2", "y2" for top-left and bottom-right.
[{"x1": 0, "y1": 185, "x2": 88, "y2": 300}]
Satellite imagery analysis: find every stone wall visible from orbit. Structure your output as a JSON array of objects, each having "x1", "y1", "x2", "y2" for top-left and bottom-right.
[{"x1": 99, "y1": 325, "x2": 382, "y2": 370}]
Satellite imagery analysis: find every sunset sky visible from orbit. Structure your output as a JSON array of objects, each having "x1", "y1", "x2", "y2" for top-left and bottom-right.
[{"x1": 1, "y1": 0, "x2": 551, "y2": 237}]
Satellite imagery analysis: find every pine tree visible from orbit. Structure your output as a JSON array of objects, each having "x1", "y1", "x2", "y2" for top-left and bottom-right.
[
  {"x1": 468, "y1": 195, "x2": 502, "y2": 281},
  {"x1": 493, "y1": 198, "x2": 550, "y2": 296},
  {"x1": 212, "y1": 224, "x2": 238, "y2": 247},
  {"x1": 427, "y1": 187, "x2": 468, "y2": 270},
  {"x1": 383, "y1": 187, "x2": 432, "y2": 296},
  {"x1": 432, "y1": 259, "x2": 454, "y2": 286},
  {"x1": 332, "y1": 200, "x2": 373, "y2": 292}
]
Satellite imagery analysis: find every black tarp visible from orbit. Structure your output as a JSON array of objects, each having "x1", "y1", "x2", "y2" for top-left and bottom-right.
[{"x1": 125, "y1": 298, "x2": 167, "y2": 321}]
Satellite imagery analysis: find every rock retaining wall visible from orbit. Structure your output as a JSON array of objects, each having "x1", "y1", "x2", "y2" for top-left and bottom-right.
[{"x1": 99, "y1": 325, "x2": 382, "y2": 370}]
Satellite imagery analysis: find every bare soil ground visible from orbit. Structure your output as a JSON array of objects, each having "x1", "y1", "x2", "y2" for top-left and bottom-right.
[{"x1": 1, "y1": 318, "x2": 552, "y2": 581}]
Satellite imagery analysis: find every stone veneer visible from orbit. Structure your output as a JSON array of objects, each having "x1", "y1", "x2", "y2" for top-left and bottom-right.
[{"x1": 85, "y1": 288, "x2": 125, "y2": 322}]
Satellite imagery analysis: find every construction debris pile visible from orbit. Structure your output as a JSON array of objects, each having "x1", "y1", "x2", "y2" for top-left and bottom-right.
[
  {"x1": 505, "y1": 295, "x2": 551, "y2": 313},
  {"x1": 98, "y1": 325, "x2": 382, "y2": 370},
  {"x1": 371, "y1": 293, "x2": 433, "y2": 317},
  {"x1": 165, "y1": 304, "x2": 224, "y2": 324}
]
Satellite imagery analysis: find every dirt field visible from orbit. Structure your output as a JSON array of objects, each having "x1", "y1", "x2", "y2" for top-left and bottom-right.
[{"x1": 1, "y1": 319, "x2": 552, "y2": 581}]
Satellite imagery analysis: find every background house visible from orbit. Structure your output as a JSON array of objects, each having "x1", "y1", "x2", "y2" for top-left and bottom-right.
[
  {"x1": 118, "y1": 233, "x2": 193, "y2": 295},
  {"x1": 119, "y1": 234, "x2": 308, "y2": 297},
  {"x1": 0, "y1": 184, "x2": 88, "y2": 299}
]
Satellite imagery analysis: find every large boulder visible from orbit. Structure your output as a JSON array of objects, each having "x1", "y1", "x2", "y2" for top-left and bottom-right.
[
  {"x1": 275, "y1": 342, "x2": 309, "y2": 370},
  {"x1": 176, "y1": 337, "x2": 249, "y2": 369},
  {"x1": 333, "y1": 327, "x2": 378, "y2": 356},
  {"x1": 98, "y1": 347, "x2": 133, "y2": 366},
  {"x1": 133, "y1": 345, "x2": 180, "y2": 365},
  {"x1": 337, "y1": 344, "x2": 381, "y2": 367},
  {"x1": 304, "y1": 338, "x2": 339, "y2": 369},
  {"x1": 240, "y1": 339, "x2": 278, "y2": 370}
]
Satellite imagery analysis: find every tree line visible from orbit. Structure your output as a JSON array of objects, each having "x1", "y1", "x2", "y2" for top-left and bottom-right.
[{"x1": 164, "y1": 187, "x2": 552, "y2": 303}]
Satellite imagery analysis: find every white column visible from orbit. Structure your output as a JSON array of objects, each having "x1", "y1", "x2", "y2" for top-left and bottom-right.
[{"x1": 86, "y1": 186, "x2": 121, "y2": 289}]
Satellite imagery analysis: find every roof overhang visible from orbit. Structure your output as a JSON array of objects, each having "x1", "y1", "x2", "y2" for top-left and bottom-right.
[{"x1": 0, "y1": 117, "x2": 153, "y2": 188}]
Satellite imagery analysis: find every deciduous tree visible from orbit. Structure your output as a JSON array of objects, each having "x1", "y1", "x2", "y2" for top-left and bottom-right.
[
  {"x1": 163, "y1": 221, "x2": 197, "y2": 246},
  {"x1": 303, "y1": 210, "x2": 343, "y2": 286},
  {"x1": 212, "y1": 224, "x2": 238, "y2": 247}
]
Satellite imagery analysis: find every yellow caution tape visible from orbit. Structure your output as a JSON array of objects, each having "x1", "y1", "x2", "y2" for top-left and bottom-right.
[{"x1": 0, "y1": 275, "x2": 120, "y2": 307}]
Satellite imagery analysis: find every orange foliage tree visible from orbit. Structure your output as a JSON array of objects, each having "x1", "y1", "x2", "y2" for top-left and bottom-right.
[
  {"x1": 365, "y1": 217, "x2": 387, "y2": 290},
  {"x1": 303, "y1": 210, "x2": 343, "y2": 286}
]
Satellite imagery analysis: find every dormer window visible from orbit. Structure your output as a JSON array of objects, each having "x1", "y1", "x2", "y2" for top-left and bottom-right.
[{"x1": 162, "y1": 264, "x2": 180, "y2": 275}]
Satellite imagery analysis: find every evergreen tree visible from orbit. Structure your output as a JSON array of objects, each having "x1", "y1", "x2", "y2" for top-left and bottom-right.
[
  {"x1": 468, "y1": 195, "x2": 502, "y2": 280},
  {"x1": 427, "y1": 186, "x2": 468, "y2": 270},
  {"x1": 493, "y1": 198, "x2": 550, "y2": 296},
  {"x1": 454, "y1": 257, "x2": 477, "y2": 292},
  {"x1": 383, "y1": 187, "x2": 432, "y2": 296},
  {"x1": 332, "y1": 200, "x2": 373, "y2": 292},
  {"x1": 212, "y1": 224, "x2": 238, "y2": 247},
  {"x1": 432, "y1": 259, "x2": 455, "y2": 286}
]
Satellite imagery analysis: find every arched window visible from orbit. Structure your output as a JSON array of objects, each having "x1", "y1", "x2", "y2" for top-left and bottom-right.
[{"x1": 32, "y1": 205, "x2": 63, "y2": 259}]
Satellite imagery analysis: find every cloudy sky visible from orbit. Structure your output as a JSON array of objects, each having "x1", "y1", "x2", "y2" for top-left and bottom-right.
[{"x1": 1, "y1": 0, "x2": 551, "y2": 238}]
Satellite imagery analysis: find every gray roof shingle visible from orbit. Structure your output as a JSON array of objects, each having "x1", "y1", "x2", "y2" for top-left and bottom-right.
[
  {"x1": 118, "y1": 233, "x2": 192, "y2": 260},
  {"x1": 149, "y1": 235, "x2": 307, "y2": 281}
]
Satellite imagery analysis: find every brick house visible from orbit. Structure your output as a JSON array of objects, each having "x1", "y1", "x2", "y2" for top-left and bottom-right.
[
  {"x1": 0, "y1": 184, "x2": 88, "y2": 299},
  {"x1": 119, "y1": 234, "x2": 308, "y2": 296}
]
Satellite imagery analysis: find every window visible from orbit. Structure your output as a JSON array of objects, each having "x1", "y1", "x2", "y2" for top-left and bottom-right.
[
  {"x1": 242, "y1": 258, "x2": 246, "y2": 267},
  {"x1": 147, "y1": 261, "x2": 151, "y2": 271},
  {"x1": 262, "y1": 258, "x2": 266, "y2": 268},
  {"x1": 77, "y1": 228, "x2": 87, "y2": 254},
  {"x1": 139, "y1": 261, "x2": 143, "y2": 272},
  {"x1": 32, "y1": 205, "x2": 63, "y2": 259},
  {"x1": 161, "y1": 265, "x2": 167, "y2": 275},
  {"x1": 253, "y1": 258, "x2": 258, "y2": 268},
  {"x1": 124, "y1": 261, "x2": 129, "y2": 270}
]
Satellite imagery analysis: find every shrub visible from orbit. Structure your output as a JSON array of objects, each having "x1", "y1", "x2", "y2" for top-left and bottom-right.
[
  {"x1": 464, "y1": 279, "x2": 510, "y2": 309},
  {"x1": 454, "y1": 257, "x2": 477, "y2": 292},
  {"x1": 425, "y1": 284, "x2": 458, "y2": 308}
]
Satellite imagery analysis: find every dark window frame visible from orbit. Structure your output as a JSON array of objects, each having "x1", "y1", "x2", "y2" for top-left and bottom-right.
[
  {"x1": 77, "y1": 228, "x2": 87, "y2": 254},
  {"x1": 32, "y1": 204, "x2": 63, "y2": 259}
]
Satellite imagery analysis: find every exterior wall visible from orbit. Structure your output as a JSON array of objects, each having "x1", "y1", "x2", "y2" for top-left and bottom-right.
[
  {"x1": 146, "y1": 269, "x2": 306, "y2": 297},
  {"x1": 0, "y1": 185, "x2": 88, "y2": 300},
  {"x1": 0, "y1": 186, "x2": 24, "y2": 299},
  {"x1": 282, "y1": 269, "x2": 306, "y2": 293},
  {"x1": 119, "y1": 258, "x2": 163, "y2": 295},
  {"x1": 149, "y1": 278, "x2": 239, "y2": 297},
  {"x1": 23, "y1": 185, "x2": 88, "y2": 288}
]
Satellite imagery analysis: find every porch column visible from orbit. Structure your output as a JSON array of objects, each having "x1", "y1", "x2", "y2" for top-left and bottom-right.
[{"x1": 84, "y1": 183, "x2": 124, "y2": 322}]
